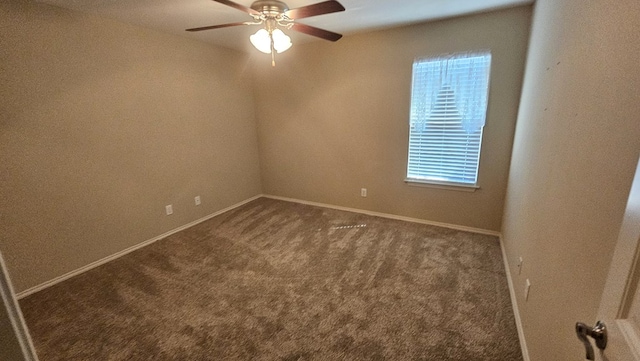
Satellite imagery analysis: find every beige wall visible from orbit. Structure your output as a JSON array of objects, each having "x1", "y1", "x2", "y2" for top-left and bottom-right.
[
  {"x1": 253, "y1": 6, "x2": 532, "y2": 232},
  {"x1": 0, "y1": 2, "x2": 262, "y2": 293},
  {"x1": 501, "y1": 0, "x2": 640, "y2": 360}
]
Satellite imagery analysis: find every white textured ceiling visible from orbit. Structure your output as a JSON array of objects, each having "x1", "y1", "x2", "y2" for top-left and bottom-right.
[{"x1": 39, "y1": 0, "x2": 533, "y2": 52}]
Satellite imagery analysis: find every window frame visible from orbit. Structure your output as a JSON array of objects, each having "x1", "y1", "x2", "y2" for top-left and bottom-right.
[{"x1": 405, "y1": 51, "x2": 492, "y2": 191}]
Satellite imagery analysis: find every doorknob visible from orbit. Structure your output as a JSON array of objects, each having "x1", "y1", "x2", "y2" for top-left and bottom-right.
[{"x1": 575, "y1": 321, "x2": 607, "y2": 360}]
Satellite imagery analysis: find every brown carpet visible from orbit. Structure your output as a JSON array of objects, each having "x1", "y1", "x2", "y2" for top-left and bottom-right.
[{"x1": 19, "y1": 198, "x2": 523, "y2": 360}]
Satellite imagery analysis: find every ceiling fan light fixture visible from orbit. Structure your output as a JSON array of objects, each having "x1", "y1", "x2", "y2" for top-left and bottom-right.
[
  {"x1": 272, "y1": 29, "x2": 292, "y2": 53},
  {"x1": 187, "y1": 0, "x2": 345, "y2": 65},
  {"x1": 250, "y1": 29, "x2": 271, "y2": 53},
  {"x1": 250, "y1": 28, "x2": 292, "y2": 54}
]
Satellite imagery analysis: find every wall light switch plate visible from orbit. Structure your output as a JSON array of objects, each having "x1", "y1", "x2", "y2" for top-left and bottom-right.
[
  {"x1": 195, "y1": 196, "x2": 201, "y2": 206},
  {"x1": 165, "y1": 204, "x2": 173, "y2": 215},
  {"x1": 524, "y1": 279, "x2": 531, "y2": 301},
  {"x1": 361, "y1": 188, "x2": 367, "y2": 197}
]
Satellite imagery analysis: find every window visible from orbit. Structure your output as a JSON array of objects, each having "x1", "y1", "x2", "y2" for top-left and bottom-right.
[{"x1": 406, "y1": 51, "x2": 492, "y2": 188}]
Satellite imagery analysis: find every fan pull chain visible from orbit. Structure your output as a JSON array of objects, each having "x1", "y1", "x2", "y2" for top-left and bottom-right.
[{"x1": 270, "y1": 33, "x2": 276, "y2": 67}]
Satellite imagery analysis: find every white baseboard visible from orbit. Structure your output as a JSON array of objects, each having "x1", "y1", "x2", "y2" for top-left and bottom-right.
[
  {"x1": 499, "y1": 235, "x2": 530, "y2": 361},
  {"x1": 16, "y1": 195, "x2": 262, "y2": 299},
  {"x1": 263, "y1": 194, "x2": 501, "y2": 237},
  {"x1": 15, "y1": 193, "x2": 527, "y2": 360}
]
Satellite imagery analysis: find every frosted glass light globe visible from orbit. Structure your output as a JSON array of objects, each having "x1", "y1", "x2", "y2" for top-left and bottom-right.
[{"x1": 250, "y1": 28, "x2": 292, "y2": 54}]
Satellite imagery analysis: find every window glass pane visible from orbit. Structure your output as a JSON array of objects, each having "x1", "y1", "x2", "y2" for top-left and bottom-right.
[{"x1": 407, "y1": 51, "x2": 491, "y2": 186}]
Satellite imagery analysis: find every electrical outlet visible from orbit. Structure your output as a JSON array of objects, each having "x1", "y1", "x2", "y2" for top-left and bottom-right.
[
  {"x1": 361, "y1": 188, "x2": 367, "y2": 197},
  {"x1": 524, "y1": 279, "x2": 531, "y2": 301},
  {"x1": 195, "y1": 196, "x2": 201, "y2": 206},
  {"x1": 165, "y1": 204, "x2": 173, "y2": 215},
  {"x1": 517, "y1": 257, "x2": 523, "y2": 275}
]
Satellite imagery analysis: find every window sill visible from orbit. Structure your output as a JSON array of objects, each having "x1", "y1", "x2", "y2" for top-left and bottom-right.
[{"x1": 404, "y1": 179, "x2": 480, "y2": 192}]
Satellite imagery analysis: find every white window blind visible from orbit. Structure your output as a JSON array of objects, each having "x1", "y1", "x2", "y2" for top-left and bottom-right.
[{"x1": 406, "y1": 51, "x2": 491, "y2": 186}]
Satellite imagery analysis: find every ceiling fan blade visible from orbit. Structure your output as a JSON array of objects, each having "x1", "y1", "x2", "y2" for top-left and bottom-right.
[
  {"x1": 290, "y1": 23, "x2": 342, "y2": 42},
  {"x1": 284, "y1": 0, "x2": 345, "y2": 20},
  {"x1": 213, "y1": 0, "x2": 261, "y2": 16},
  {"x1": 186, "y1": 22, "x2": 248, "y2": 32}
]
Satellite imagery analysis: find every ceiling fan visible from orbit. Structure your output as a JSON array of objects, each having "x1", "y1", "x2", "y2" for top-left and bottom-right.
[{"x1": 186, "y1": 0, "x2": 345, "y2": 66}]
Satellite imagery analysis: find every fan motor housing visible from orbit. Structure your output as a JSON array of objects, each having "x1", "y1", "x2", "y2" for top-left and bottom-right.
[{"x1": 250, "y1": 0, "x2": 289, "y2": 16}]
